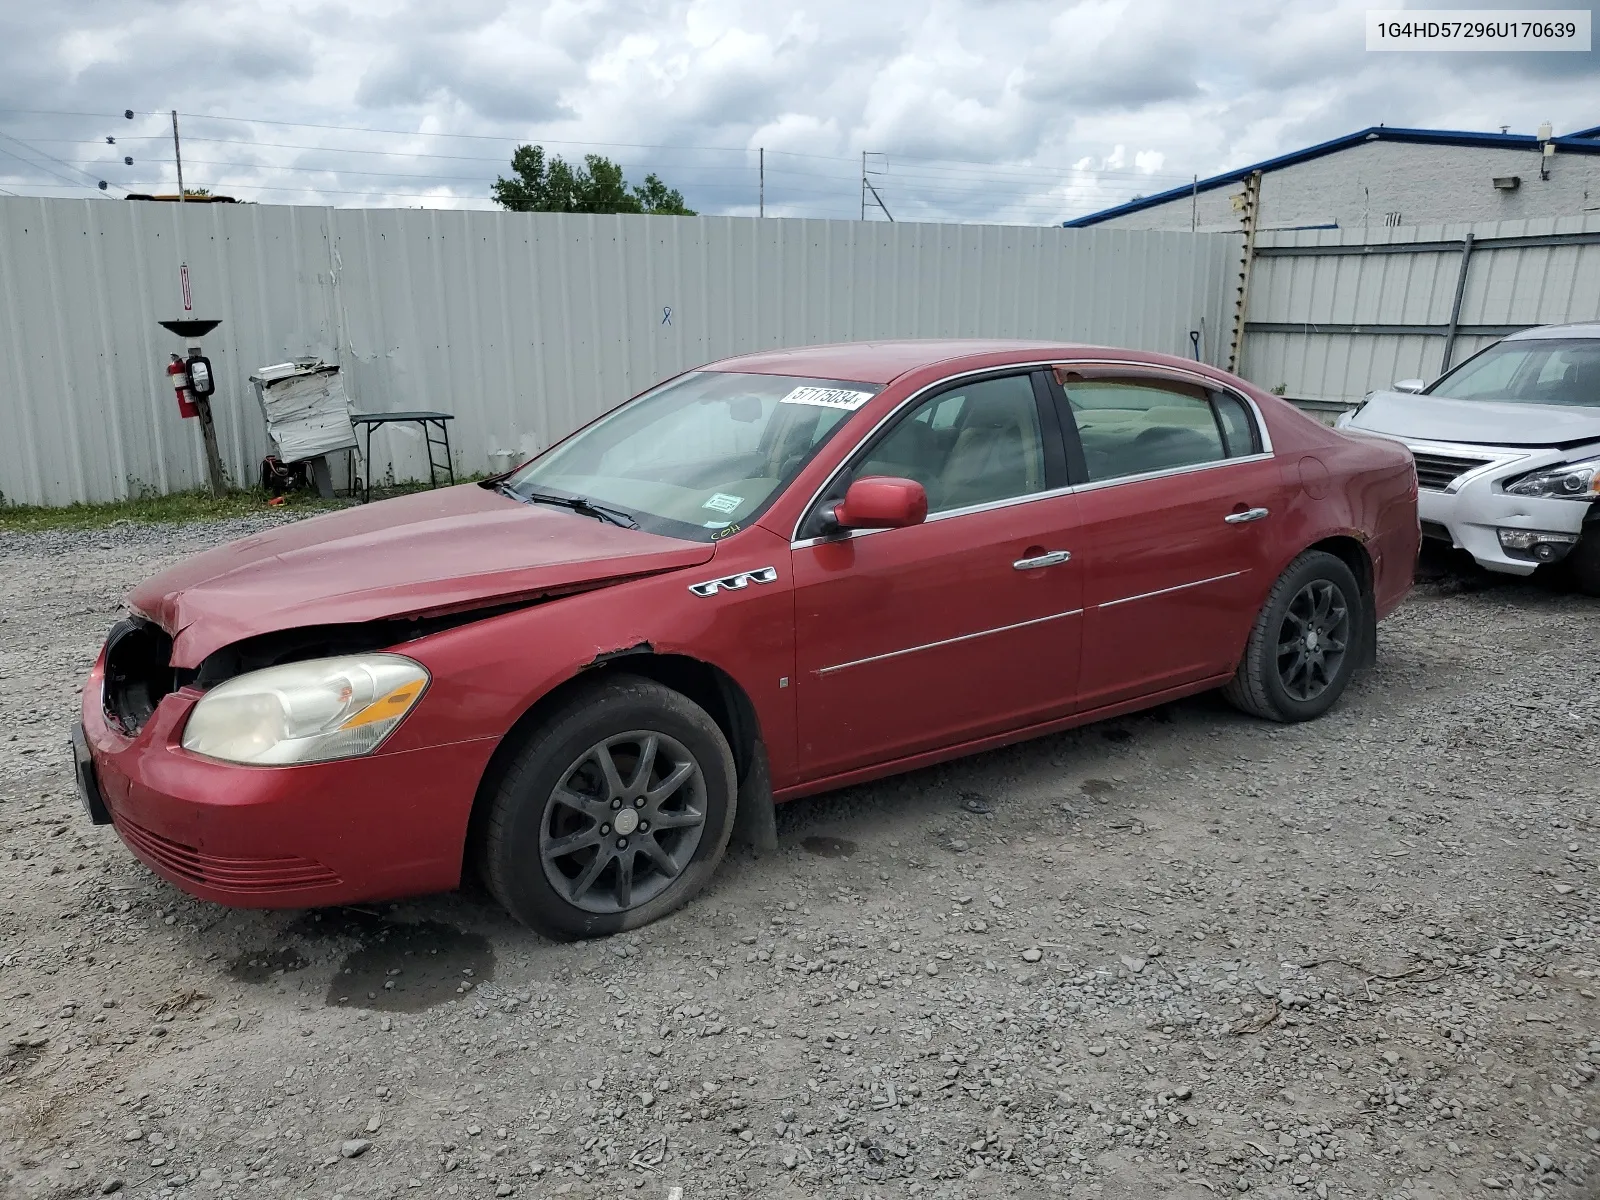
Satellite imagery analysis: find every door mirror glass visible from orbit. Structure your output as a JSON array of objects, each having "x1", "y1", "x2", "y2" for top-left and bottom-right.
[
  {"x1": 185, "y1": 354, "x2": 215, "y2": 397},
  {"x1": 1392, "y1": 378, "x2": 1426, "y2": 394},
  {"x1": 833, "y1": 477, "x2": 928, "y2": 530}
]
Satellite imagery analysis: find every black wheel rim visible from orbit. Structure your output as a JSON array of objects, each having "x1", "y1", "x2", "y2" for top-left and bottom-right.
[
  {"x1": 1276, "y1": 579, "x2": 1351, "y2": 702},
  {"x1": 539, "y1": 731, "x2": 707, "y2": 915}
]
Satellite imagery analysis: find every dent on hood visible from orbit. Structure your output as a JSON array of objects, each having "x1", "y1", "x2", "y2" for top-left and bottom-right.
[{"x1": 143, "y1": 567, "x2": 678, "y2": 671}]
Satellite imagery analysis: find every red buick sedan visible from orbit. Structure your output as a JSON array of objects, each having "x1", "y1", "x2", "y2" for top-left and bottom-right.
[{"x1": 76, "y1": 341, "x2": 1418, "y2": 938}]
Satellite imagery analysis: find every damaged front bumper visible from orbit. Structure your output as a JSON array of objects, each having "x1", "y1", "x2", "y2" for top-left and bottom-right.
[
  {"x1": 79, "y1": 649, "x2": 495, "y2": 909},
  {"x1": 1400, "y1": 439, "x2": 1597, "y2": 575}
]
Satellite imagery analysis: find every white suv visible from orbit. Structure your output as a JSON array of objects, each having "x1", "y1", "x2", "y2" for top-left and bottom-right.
[{"x1": 1340, "y1": 323, "x2": 1600, "y2": 594}]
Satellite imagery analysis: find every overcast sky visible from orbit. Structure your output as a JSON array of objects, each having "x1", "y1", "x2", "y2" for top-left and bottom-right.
[{"x1": 1, "y1": 0, "x2": 1596, "y2": 223}]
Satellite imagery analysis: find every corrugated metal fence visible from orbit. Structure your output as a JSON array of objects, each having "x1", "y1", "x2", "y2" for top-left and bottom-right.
[
  {"x1": 1240, "y1": 214, "x2": 1600, "y2": 413},
  {"x1": 0, "y1": 199, "x2": 1239, "y2": 506}
]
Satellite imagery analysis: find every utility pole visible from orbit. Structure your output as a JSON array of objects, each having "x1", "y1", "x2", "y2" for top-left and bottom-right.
[
  {"x1": 1227, "y1": 170, "x2": 1262, "y2": 373},
  {"x1": 171, "y1": 110, "x2": 185, "y2": 201},
  {"x1": 859, "y1": 152, "x2": 893, "y2": 221},
  {"x1": 1190, "y1": 174, "x2": 1198, "y2": 231},
  {"x1": 759, "y1": 147, "x2": 764, "y2": 217}
]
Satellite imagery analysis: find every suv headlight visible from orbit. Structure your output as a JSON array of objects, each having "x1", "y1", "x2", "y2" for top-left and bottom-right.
[
  {"x1": 1503, "y1": 458, "x2": 1600, "y2": 500},
  {"x1": 181, "y1": 654, "x2": 429, "y2": 765}
]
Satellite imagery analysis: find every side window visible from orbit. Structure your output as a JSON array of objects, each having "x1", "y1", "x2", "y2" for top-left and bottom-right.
[
  {"x1": 1213, "y1": 392, "x2": 1260, "y2": 457},
  {"x1": 852, "y1": 374, "x2": 1047, "y2": 514},
  {"x1": 1064, "y1": 379, "x2": 1228, "y2": 483}
]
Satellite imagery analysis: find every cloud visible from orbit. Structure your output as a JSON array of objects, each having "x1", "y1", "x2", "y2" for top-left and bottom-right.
[{"x1": 0, "y1": 0, "x2": 1594, "y2": 221}]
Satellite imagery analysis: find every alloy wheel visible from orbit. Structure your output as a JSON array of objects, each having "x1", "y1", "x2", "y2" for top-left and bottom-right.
[
  {"x1": 539, "y1": 731, "x2": 708, "y2": 915},
  {"x1": 1276, "y1": 579, "x2": 1350, "y2": 702}
]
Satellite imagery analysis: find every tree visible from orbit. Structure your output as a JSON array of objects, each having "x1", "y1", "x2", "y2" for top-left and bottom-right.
[{"x1": 492, "y1": 145, "x2": 695, "y2": 215}]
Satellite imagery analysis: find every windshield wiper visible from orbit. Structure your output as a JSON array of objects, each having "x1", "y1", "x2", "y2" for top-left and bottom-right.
[{"x1": 503, "y1": 484, "x2": 638, "y2": 529}]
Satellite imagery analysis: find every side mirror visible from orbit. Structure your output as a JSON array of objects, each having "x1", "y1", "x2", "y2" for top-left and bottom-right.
[
  {"x1": 831, "y1": 477, "x2": 928, "y2": 530},
  {"x1": 1392, "y1": 378, "x2": 1425, "y2": 394}
]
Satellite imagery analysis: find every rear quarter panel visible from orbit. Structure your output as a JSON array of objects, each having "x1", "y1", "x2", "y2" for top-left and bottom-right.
[{"x1": 1256, "y1": 396, "x2": 1419, "y2": 619}]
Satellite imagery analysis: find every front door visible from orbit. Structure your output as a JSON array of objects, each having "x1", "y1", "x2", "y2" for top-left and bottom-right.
[
  {"x1": 790, "y1": 371, "x2": 1083, "y2": 782},
  {"x1": 1055, "y1": 371, "x2": 1285, "y2": 710}
]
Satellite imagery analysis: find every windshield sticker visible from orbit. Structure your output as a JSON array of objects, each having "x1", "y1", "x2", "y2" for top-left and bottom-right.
[
  {"x1": 702, "y1": 492, "x2": 744, "y2": 514},
  {"x1": 780, "y1": 386, "x2": 874, "y2": 412}
]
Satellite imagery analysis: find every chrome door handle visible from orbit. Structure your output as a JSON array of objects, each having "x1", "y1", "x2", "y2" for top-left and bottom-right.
[
  {"x1": 1224, "y1": 507, "x2": 1270, "y2": 524},
  {"x1": 1013, "y1": 550, "x2": 1072, "y2": 570}
]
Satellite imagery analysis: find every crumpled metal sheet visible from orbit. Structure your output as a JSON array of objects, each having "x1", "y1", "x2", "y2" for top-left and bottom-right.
[{"x1": 252, "y1": 364, "x2": 358, "y2": 463}]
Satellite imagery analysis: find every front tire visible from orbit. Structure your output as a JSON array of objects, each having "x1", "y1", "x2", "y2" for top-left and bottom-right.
[
  {"x1": 480, "y1": 676, "x2": 737, "y2": 940},
  {"x1": 1224, "y1": 550, "x2": 1366, "y2": 723},
  {"x1": 1565, "y1": 527, "x2": 1600, "y2": 597}
]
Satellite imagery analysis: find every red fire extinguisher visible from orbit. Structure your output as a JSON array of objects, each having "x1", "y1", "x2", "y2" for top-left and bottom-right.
[{"x1": 168, "y1": 355, "x2": 198, "y2": 419}]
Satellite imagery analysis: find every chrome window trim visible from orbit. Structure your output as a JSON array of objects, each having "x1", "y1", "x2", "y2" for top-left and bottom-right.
[
  {"x1": 790, "y1": 453, "x2": 1277, "y2": 550},
  {"x1": 788, "y1": 358, "x2": 1275, "y2": 546},
  {"x1": 1072, "y1": 451, "x2": 1274, "y2": 495},
  {"x1": 816, "y1": 606, "x2": 1085, "y2": 677},
  {"x1": 1057, "y1": 361, "x2": 1276, "y2": 456}
]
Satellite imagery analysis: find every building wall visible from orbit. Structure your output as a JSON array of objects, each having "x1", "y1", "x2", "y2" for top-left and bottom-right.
[
  {"x1": 0, "y1": 199, "x2": 1240, "y2": 506},
  {"x1": 1093, "y1": 140, "x2": 1600, "y2": 233},
  {"x1": 1239, "y1": 213, "x2": 1600, "y2": 405}
]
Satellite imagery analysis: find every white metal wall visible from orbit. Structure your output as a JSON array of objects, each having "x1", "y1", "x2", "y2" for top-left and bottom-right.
[
  {"x1": 0, "y1": 199, "x2": 1240, "y2": 506},
  {"x1": 1240, "y1": 214, "x2": 1600, "y2": 407}
]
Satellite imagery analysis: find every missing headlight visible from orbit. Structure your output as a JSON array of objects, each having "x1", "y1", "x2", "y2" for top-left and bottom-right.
[{"x1": 103, "y1": 618, "x2": 180, "y2": 735}]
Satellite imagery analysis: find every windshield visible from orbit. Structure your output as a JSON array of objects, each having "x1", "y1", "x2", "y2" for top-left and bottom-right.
[
  {"x1": 505, "y1": 371, "x2": 879, "y2": 541},
  {"x1": 1427, "y1": 337, "x2": 1600, "y2": 409}
]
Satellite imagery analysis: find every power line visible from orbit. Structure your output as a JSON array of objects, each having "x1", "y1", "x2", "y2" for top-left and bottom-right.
[
  {"x1": 74, "y1": 157, "x2": 1154, "y2": 204},
  {"x1": 144, "y1": 113, "x2": 1202, "y2": 181},
  {"x1": 0, "y1": 129, "x2": 123, "y2": 192},
  {"x1": 65, "y1": 152, "x2": 1166, "y2": 209},
  {"x1": 0, "y1": 143, "x2": 114, "y2": 197}
]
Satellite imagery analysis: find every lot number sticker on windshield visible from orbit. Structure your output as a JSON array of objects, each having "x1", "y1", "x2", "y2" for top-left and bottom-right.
[
  {"x1": 702, "y1": 493, "x2": 743, "y2": 514},
  {"x1": 780, "y1": 386, "x2": 874, "y2": 411}
]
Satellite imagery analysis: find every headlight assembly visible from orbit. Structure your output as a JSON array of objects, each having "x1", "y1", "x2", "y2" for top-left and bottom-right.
[
  {"x1": 1504, "y1": 458, "x2": 1600, "y2": 500},
  {"x1": 181, "y1": 654, "x2": 429, "y2": 765}
]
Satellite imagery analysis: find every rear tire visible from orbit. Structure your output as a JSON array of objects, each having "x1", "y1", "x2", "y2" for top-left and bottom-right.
[
  {"x1": 479, "y1": 676, "x2": 737, "y2": 940},
  {"x1": 1224, "y1": 550, "x2": 1366, "y2": 723}
]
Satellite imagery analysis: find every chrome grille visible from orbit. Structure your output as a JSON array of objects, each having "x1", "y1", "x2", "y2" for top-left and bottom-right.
[{"x1": 1409, "y1": 449, "x2": 1494, "y2": 492}]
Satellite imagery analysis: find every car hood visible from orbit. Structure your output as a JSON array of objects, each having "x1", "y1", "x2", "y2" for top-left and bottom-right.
[
  {"x1": 1349, "y1": 390, "x2": 1600, "y2": 448},
  {"x1": 129, "y1": 485, "x2": 715, "y2": 668}
]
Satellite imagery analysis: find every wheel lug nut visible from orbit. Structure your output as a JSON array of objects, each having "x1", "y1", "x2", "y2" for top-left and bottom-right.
[
  {"x1": 611, "y1": 798, "x2": 622, "y2": 810},
  {"x1": 638, "y1": 821, "x2": 649, "y2": 832},
  {"x1": 600, "y1": 824, "x2": 611, "y2": 835},
  {"x1": 617, "y1": 837, "x2": 628, "y2": 849},
  {"x1": 634, "y1": 797, "x2": 645, "y2": 807}
]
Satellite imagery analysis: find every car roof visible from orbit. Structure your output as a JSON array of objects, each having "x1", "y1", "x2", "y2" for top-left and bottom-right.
[
  {"x1": 1503, "y1": 322, "x2": 1600, "y2": 341},
  {"x1": 701, "y1": 339, "x2": 1110, "y2": 385}
]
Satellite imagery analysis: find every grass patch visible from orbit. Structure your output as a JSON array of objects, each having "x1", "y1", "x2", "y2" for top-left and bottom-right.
[
  {"x1": 0, "y1": 487, "x2": 347, "y2": 532},
  {"x1": 0, "y1": 473, "x2": 494, "y2": 533}
]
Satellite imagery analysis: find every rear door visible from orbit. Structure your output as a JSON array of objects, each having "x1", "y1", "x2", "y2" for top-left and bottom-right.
[
  {"x1": 790, "y1": 370, "x2": 1084, "y2": 781},
  {"x1": 1050, "y1": 369, "x2": 1285, "y2": 711}
]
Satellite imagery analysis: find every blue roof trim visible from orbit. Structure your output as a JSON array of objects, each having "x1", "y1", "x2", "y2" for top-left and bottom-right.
[{"x1": 1062, "y1": 124, "x2": 1600, "y2": 227}]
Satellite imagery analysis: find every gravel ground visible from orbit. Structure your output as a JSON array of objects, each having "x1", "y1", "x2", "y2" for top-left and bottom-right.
[{"x1": 1, "y1": 519, "x2": 1597, "y2": 1200}]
